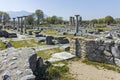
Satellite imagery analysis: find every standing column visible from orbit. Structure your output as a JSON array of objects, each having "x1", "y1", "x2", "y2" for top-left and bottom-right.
[
  {"x1": 17, "y1": 17, "x2": 20, "y2": 31},
  {"x1": 75, "y1": 15, "x2": 80, "y2": 34},
  {"x1": 20, "y1": 17, "x2": 23, "y2": 34},
  {"x1": 79, "y1": 16, "x2": 82, "y2": 25},
  {"x1": 72, "y1": 17, "x2": 75, "y2": 26},
  {"x1": 2, "y1": 14, "x2": 5, "y2": 29},
  {"x1": 69, "y1": 16, "x2": 73, "y2": 26},
  {"x1": 13, "y1": 18, "x2": 16, "y2": 30},
  {"x1": 23, "y1": 16, "x2": 27, "y2": 34}
]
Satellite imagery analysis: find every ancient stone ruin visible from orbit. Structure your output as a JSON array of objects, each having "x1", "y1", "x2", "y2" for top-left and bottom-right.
[{"x1": 70, "y1": 38, "x2": 120, "y2": 67}]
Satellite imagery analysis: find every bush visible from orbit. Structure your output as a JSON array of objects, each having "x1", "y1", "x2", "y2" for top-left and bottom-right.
[{"x1": 97, "y1": 28, "x2": 104, "y2": 32}]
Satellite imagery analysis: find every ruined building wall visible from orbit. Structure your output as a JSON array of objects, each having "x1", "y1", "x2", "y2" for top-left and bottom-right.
[{"x1": 70, "y1": 38, "x2": 120, "y2": 67}]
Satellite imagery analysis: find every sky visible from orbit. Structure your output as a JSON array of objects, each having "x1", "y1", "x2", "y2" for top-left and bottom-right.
[{"x1": 0, "y1": 0, "x2": 120, "y2": 20}]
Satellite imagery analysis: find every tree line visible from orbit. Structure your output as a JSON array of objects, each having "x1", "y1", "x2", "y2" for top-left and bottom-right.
[
  {"x1": 27, "y1": 9, "x2": 65, "y2": 26},
  {"x1": 1, "y1": 9, "x2": 120, "y2": 26},
  {"x1": 88, "y1": 16, "x2": 120, "y2": 25}
]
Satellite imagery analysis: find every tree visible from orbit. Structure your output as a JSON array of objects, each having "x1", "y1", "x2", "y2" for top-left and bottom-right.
[
  {"x1": 43, "y1": 16, "x2": 64, "y2": 24},
  {"x1": 35, "y1": 9, "x2": 44, "y2": 25},
  {"x1": 104, "y1": 16, "x2": 114, "y2": 25},
  {"x1": 27, "y1": 14, "x2": 35, "y2": 25},
  {"x1": 91, "y1": 19, "x2": 98, "y2": 24},
  {"x1": 2, "y1": 12, "x2": 10, "y2": 25},
  {"x1": 98, "y1": 18, "x2": 105, "y2": 24},
  {"x1": 56, "y1": 17, "x2": 63, "y2": 24},
  {"x1": 115, "y1": 18, "x2": 120, "y2": 24},
  {"x1": 51, "y1": 16, "x2": 57, "y2": 24},
  {"x1": 0, "y1": 11, "x2": 3, "y2": 23},
  {"x1": 0, "y1": 11, "x2": 10, "y2": 24},
  {"x1": 43, "y1": 17, "x2": 52, "y2": 24}
]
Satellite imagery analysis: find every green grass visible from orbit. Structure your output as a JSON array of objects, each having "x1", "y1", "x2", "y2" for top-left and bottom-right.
[
  {"x1": 10, "y1": 39, "x2": 45, "y2": 48},
  {"x1": 46, "y1": 64, "x2": 74, "y2": 80},
  {"x1": 95, "y1": 24, "x2": 106, "y2": 27},
  {"x1": 86, "y1": 27, "x2": 109, "y2": 31},
  {"x1": 42, "y1": 29, "x2": 57, "y2": 35},
  {"x1": 0, "y1": 40, "x2": 6, "y2": 50},
  {"x1": 37, "y1": 47, "x2": 63, "y2": 59},
  {"x1": 42, "y1": 29, "x2": 75, "y2": 40},
  {"x1": 82, "y1": 59, "x2": 120, "y2": 73}
]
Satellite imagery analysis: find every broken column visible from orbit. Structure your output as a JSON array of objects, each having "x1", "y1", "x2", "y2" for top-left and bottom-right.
[
  {"x1": 75, "y1": 38, "x2": 81, "y2": 57},
  {"x1": 70, "y1": 38, "x2": 81, "y2": 57}
]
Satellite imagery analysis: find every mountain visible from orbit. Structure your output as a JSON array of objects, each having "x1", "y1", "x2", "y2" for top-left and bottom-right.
[
  {"x1": 7, "y1": 10, "x2": 48, "y2": 19},
  {"x1": 7, "y1": 10, "x2": 32, "y2": 19}
]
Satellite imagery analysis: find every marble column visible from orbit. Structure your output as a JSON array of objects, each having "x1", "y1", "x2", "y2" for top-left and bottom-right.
[
  {"x1": 69, "y1": 16, "x2": 73, "y2": 26},
  {"x1": 72, "y1": 17, "x2": 75, "y2": 26},
  {"x1": 75, "y1": 15, "x2": 80, "y2": 33},
  {"x1": 13, "y1": 18, "x2": 16, "y2": 30},
  {"x1": 23, "y1": 16, "x2": 27, "y2": 34},
  {"x1": 79, "y1": 16, "x2": 82, "y2": 26},
  {"x1": 17, "y1": 17, "x2": 20, "y2": 31},
  {"x1": 20, "y1": 17, "x2": 23, "y2": 34}
]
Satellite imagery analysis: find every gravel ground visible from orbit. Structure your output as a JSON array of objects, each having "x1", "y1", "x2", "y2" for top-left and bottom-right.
[{"x1": 69, "y1": 61, "x2": 120, "y2": 80}]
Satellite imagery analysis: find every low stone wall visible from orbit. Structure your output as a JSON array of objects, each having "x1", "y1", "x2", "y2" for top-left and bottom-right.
[{"x1": 70, "y1": 38, "x2": 120, "y2": 67}]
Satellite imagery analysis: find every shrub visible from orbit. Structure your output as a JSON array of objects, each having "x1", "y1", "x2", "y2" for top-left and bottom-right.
[
  {"x1": 0, "y1": 40, "x2": 6, "y2": 50},
  {"x1": 97, "y1": 28, "x2": 104, "y2": 32}
]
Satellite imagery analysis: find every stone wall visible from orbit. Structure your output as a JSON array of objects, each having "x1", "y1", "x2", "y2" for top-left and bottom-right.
[
  {"x1": 70, "y1": 38, "x2": 85, "y2": 58},
  {"x1": 70, "y1": 38, "x2": 120, "y2": 67}
]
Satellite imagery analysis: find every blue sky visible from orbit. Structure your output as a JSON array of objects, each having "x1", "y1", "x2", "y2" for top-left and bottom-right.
[{"x1": 0, "y1": 0, "x2": 119, "y2": 20}]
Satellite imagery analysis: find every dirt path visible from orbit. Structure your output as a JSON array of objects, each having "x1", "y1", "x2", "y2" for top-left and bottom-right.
[{"x1": 69, "y1": 61, "x2": 120, "y2": 80}]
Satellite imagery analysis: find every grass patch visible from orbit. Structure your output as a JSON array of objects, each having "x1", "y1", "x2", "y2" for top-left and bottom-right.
[
  {"x1": 37, "y1": 47, "x2": 62, "y2": 59},
  {"x1": 46, "y1": 64, "x2": 73, "y2": 80},
  {"x1": 42, "y1": 29, "x2": 57, "y2": 35},
  {"x1": 0, "y1": 40, "x2": 6, "y2": 50},
  {"x1": 82, "y1": 59, "x2": 120, "y2": 73},
  {"x1": 42, "y1": 29, "x2": 74, "y2": 40},
  {"x1": 95, "y1": 24, "x2": 106, "y2": 27},
  {"x1": 10, "y1": 39, "x2": 45, "y2": 48},
  {"x1": 52, "y1": 60, "x2": 68, "y2": 65},
  {"x1": 86, "y1": 27, "x2": 109, "y2": 31}
]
